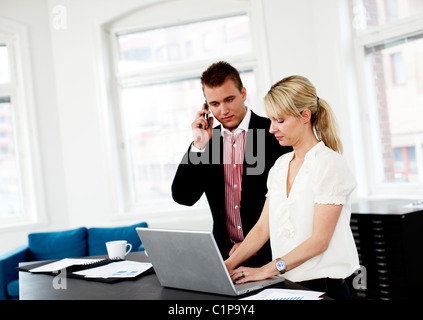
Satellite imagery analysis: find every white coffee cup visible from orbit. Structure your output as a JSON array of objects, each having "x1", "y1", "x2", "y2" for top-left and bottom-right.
[{"x1": 106, "y1": 240, "x2": 132, "y2": 259}]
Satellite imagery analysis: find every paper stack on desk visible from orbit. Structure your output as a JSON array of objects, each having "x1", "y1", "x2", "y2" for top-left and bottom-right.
[
  {"x1": 73, "y1": 260, "x2": 152, "y2": 279},
  {"x1": 28, "y1": 258, "x2": 152, "y2": 279},
  {"x1": 241, "y1": 288, "x2": 324, "y2": 300},
  {"x1": 29, "y1": 258, "x2": 103, "y2": 273}
]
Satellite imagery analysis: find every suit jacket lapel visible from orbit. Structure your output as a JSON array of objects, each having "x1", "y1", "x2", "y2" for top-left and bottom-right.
[{"x1": 243, "y1": 111, "x2": 259, "y2": 177}]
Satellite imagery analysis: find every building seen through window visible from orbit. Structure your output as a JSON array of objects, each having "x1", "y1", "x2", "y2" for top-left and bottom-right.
[{"x1": 358, "y1": 0, "x2": 423, "y2": 183}]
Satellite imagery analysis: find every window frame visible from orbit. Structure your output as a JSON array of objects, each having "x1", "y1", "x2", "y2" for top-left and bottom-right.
[
  {"x1": 352, "y1": 3, "x2": 423, "y2": 196},
  {"x1": 0, "y1": 18, "x2": 46, "y2": 230},
  {"x1": 104, "y1": 0, "x2": 271, "y2": 217}
]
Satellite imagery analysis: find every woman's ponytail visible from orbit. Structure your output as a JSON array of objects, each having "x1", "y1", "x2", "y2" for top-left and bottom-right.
[{"x1": 313, "y1": 97, "x2": 343, "y2": 154}]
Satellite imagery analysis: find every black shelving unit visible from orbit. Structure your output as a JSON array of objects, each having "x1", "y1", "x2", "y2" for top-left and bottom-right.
[{"x1": 349, "y1": 199, "x2": 423, "y2": 300}]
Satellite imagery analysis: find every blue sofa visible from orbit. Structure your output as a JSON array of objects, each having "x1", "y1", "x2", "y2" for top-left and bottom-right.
[{"x1": 0, "y1": 221, "x2": 147, "y2": 300}]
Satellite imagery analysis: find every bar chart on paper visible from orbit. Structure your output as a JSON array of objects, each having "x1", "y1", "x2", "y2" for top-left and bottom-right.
[{"x1": 241, "y1": 289, "x2": 324, "y2": 300}]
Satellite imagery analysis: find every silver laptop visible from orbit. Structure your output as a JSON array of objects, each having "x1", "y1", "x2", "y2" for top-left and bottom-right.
[{"x1": 136, "y1": 227, "x2": 284, "y2": 296}]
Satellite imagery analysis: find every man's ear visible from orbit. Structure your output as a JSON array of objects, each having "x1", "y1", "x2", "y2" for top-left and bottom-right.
[{"x1": 241, "y1": 87, "x2": 247, "y2": 102}]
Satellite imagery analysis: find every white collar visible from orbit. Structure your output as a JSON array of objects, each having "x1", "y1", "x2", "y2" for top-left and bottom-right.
[{"x1": 221, "y1": 107, "x2": 251, "y2": 137}]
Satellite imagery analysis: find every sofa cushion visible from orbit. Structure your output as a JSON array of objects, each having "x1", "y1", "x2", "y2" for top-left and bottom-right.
[
  {"x1": 87, "y1": 222, "x2": 148, "y2": 256},
  {"x1": 28, "y1": 227, "x2": 88, "y2": 261},
  {"x1": 6, "y1": 279, "x2": 19, "y2": 299}
]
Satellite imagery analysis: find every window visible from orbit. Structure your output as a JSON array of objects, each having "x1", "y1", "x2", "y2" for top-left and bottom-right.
[
  {"x1": 116, "y1": 15, "x2": 252, "y2": 73},
  {"x1": 353, "y1": 1, "x2": 423, "y2": 192},
  {"x1": 0, "y1": 96, "x2": 22, "y2": 218},
  {"x1": 358, "y1": 0, "x2": 423, "y2": 28},
  {"x1": 107, "y1": 1, "x2": 267, "y2": 213},
  {"x1": 390, "y1": 52, "x2": 406, "y2": 85},
  {"x1": 393, "y1": 146, "x2": 418, "y2": 182},
  {"x1": 0, "y1": 45, "x2": 10, "y2": 83},
  {"x1": 0, "y1": 19, "x2": 45, "y2": 227}
]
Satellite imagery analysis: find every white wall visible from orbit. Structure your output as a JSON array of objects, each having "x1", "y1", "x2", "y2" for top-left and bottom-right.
[
  {"x1": 0, "y1": 0, "x2": 360, "y2": 254},
  {"x1": 0, "y1": 0, "x2": 69, "y2": 252},
  {"x1": 44, "y1": 0, "x2": 215, "y2": 231},
  {"x1": 263, "y1": 0, "x2": 362, "y2": 168},
  {"x1": 263, "y1": 0, "x2": 367, "y2": 195}
]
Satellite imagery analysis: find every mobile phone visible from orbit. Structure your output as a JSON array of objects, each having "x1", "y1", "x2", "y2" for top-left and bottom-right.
[{"x1": 204, "y1": 100, "x2": 210, "y2": 126}]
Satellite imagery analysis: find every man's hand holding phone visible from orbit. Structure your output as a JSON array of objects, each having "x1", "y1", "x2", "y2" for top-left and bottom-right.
[{"x1": 192, "y1": 102, "x2": 213, "y2": 150}]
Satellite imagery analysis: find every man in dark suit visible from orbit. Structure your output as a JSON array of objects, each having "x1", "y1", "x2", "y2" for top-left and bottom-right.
[{"x1": 171, "y1": 62, "x2": 291, "y2": 266}]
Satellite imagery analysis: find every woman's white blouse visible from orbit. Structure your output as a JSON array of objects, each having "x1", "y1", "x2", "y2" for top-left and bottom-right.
[{"x1": 266, "y1": 142, "x2": 359, "y2": 282}]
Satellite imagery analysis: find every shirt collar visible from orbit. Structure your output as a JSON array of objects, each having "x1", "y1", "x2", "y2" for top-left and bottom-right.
[
  {"x1": 221, "y1": 107, "x2": 251, "y2": 137},
  {"x1": 304, "y1": 141, "x2": 325, "y2": 161}
]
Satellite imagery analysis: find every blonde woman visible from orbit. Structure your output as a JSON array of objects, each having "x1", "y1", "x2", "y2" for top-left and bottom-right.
[{"x1": 225, "y1": 76, "x2": 359, "y2": 300}]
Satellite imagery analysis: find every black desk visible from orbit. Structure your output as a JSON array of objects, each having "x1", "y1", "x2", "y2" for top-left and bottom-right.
[
  {"x1": 351, "y1": 199, "x2": 423, "y2": 300},
  {"x1": 19, "y1": 251, "x2": 328, "y2": 300}
]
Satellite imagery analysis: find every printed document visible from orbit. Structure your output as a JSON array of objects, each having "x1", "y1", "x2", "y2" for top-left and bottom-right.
[
  {"x1": 73, "y1": 260, "x2": 152, "y2": 278},
  {"x1": 241, "y1": 288, "x2": 324, "y2": 300}
]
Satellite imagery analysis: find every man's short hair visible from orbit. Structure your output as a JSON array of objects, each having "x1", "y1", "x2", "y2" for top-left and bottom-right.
[{"x1": 201, "y1": 61, "x2": 244, "y2": 92}]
